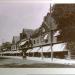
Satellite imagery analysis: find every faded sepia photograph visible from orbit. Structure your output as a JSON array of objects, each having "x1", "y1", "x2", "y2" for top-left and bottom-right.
[{"x1": 0, "y1": 1, "x2": 75, "y2": 68}]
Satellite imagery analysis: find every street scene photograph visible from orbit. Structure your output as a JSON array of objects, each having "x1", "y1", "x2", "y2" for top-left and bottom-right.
[{"x1": 0, "y1": 1, "x2": 75, "y2": 68}]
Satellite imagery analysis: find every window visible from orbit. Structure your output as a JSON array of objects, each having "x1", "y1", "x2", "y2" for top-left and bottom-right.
[
  {"x1": 44, "y1": 34, "x2": 49, "y2": 43},
  {"x1": 45, "y1": 39, "x2": 48, "y2": 43},
  {"x1": 37, "y1": 39, "x2": 39, "y2": 43},
  {"x1": 44, "y1": 34, "x2": 48, "y2": 40},
  {"x1": 41, "y1": 35, "x2": 44, "y2": 42}
]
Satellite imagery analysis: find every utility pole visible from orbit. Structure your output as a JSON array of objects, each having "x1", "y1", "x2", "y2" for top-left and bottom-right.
[
  {"x1": 41, "y1": 33, "x2": 44, "y2": 60},
  {"x1": 40, "y1": 26, "x2": 44, "y2": 60},
  {"x1": 43, "y1": 3, "x2": 53, "y2": 61},
  {"x1": 41, "y1": 45, "x2": 43, "y2": 60},
  {"x1": 50, "y1": 3, "x2": 53, "y2": 61}
]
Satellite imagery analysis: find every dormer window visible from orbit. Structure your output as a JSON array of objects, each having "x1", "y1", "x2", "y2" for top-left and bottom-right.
[
  {"x1": 44, "y1": 34, "x2": 49, "y2": 43},
  {"x1": 42, "y1": 27, "x2": 45, "y2": 33},
  {"x1": 44, "y1": 34, "x2": 48, "y2": 40},
  {"x1": 53, "y1": 30, "x2": 60, "y2": 37}
]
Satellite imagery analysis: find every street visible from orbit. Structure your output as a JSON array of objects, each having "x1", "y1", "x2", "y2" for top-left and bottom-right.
[{"x1": 0, "y1": 56, "x2": 75, "y2": 68}]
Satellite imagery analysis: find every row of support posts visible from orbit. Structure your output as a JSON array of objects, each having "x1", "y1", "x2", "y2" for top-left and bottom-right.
[{"x1": 26, "y1": 3, "x2": 71, "y2": 61}]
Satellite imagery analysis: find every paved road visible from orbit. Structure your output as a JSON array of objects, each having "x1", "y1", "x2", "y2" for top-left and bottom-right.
[{"x1": 0, "y1": 56, "x2": 75, "y2": 68}]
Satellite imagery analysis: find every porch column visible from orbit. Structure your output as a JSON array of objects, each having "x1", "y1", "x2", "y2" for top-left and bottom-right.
[
  {"x1": 41, "y1": 46, "x2": 44, "y2": 60},
  {"x1": 33, "y1": 52, "x2": 35, "y2": 57},
  {"x1": 68, "y1": 50, "x2": 71, "y2": 59}
]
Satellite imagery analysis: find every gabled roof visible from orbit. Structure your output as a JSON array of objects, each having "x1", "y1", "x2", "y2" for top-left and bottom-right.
[
  {"x1": 31, "y1": 28, "x2": 40, "y2": 38},
  {"x1": 31, "y1": 13, "x2": 57, "y2": 38},
  {"x1": 12, "y1": 36, "x2": 20, "y2": 44},
  {"x1": 22, "y1": 29, "x2": 34, "y2": 38},
  {"x1": 43, "y1": 12, "x2": 57, "y2": 30}
]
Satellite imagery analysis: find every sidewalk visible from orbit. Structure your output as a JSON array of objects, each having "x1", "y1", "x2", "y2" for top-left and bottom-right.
[
  {"x1": 27, "y1": 56, "x2": 75, "y2": 65},
  {"x1": 1, "y1": 56, "x2": 75, "y2": 65}
]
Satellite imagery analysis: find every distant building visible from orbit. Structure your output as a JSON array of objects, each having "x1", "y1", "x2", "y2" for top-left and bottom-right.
[
  {"x1": 19, "y1": 29, "x2": 34, "y2": 57},
  {"x1": 20, "y1": 29, "x2": 34, "y2": 40},
  {"x1": 19, "y1": 29, "x2": 33, "y2": 49},
  {"x1": 11, "y1": 36, "x2": 20, "y2": 51}
]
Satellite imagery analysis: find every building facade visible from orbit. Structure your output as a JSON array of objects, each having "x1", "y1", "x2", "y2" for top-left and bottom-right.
[
  {"x1": 31, "y1": 13, "x2": 58, "y2": 47},
  {"x1": 26, "y1": 12, "x2": 68, "y2": 59},
  {"x1": 11, "y1": 36, "x2": 20, "y2": 51}
]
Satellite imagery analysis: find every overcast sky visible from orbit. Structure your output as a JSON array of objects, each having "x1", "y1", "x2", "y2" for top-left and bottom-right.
[{"x1": 0, "y1": 2, "x2": 50, "y2": 44}]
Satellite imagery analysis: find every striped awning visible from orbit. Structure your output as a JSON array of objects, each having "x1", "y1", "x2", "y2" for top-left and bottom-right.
[
  {"x1": 26, "y1": 49, "x2": 32, "y2": 53},
  {"x1": 1, "y1": 50, "x2": 22, "y2": 54},
  {"x1": 38, "y1": 46, "x2": 50, "y2": 52},
  {"x1": 19, "y1": 41, "x2": 27, "y2": 46},
  {"x1": 30, "y1": 47, "x2": 40, "y2": 52},
  {"x1": 29, "y1": 43, "x2": 67, "y2": 53}
]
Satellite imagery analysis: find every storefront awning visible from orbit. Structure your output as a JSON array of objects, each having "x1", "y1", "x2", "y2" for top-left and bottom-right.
[
  {"x1": 26, "y1": 49, "x2": 32, "y2": 53},
  {"x1": 27, "y1": 43, "x2": 67, "y2": 53},
  {"x1": 48, "y1": 43, "x2": 67, "y2": 52},
  {"x1": 30, "y1": 47, "x2": 40, "y2": 52},
  {"x1": 53, "y1": 43, "x2": 67, "y2": 52},
  {"x1": 19, "y1": 41, "x2": 27, "y2": 46},
  {"x1": 38, "y1": 46, "x2": 50, "y2": 52},
  {"x1": 2, "y1": 50, "x2": 22, "y2": 54},
  {"x1": 30, "y1": 43, "x2": 67, "y2": 53}
]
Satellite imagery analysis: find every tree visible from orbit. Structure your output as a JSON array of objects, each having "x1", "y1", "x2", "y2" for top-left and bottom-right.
[{"x1": 52, "y1": 4, "x2": 75, "y2": 42}]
